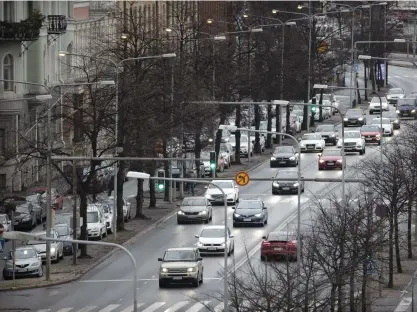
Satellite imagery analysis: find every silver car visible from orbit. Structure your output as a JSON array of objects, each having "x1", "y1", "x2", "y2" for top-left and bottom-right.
[
  {"x1": 0, "y1": 214, "x2": 11, "y2": 232},
  {"x1": 177, "y1": 197, "x2": 212, "y2": 224},
  {"x1": 23, "y1": 230, "x2": 64, "y2": 263},
  {"x1": 386, "y1": 87, "x2": 405, "y2": 104},
  {"x1": 55, "y1": 223, "x2": 73, "y2": 255},
  {"x1": 2, "y1": 246, "x2": 43, "y2": 280}
]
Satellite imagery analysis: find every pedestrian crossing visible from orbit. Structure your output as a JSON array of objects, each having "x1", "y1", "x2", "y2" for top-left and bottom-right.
[{"x1": 35, "y1": 300, "x2": 225, "y2": 312}]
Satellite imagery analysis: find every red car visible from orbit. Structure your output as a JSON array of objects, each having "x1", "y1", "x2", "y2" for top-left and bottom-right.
[
  {"x1": 360, "y1": 125, "x2": 382, "y2": 145},
  {"x1": 318, "y1": 149, "x2": 343, "y2": 170},
  {"x1": 32, "y1": 187, "x2": 64, "y2": 210},
  {"x1": 260, "y1": 231, "x2": 298, "y2": 261}
]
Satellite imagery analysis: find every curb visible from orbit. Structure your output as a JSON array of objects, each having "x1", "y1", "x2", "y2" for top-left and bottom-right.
[
  {"x1": 0, "y1": 274, "x2": 82, "y2": 292},
  {"x1": 388, "y1": 61, "x2": 417, "y2": 69}
]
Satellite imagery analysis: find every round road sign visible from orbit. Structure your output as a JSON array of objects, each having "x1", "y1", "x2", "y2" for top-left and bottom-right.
[{"x1": 235, "y1": 171, "x2": 250, "y2": 186}]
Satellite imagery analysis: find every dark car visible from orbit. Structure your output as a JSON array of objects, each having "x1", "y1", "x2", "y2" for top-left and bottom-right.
[
  {"x1": 13, "y1": 203, "x2": 36, "y2": 231},
  {"x1": 260, "y1": 231, "x2": 298, "y2": 261},
  {"x1": 360, "y1": 125, "x2": 382, "y2": 145},
  {"x1": 270, "y1": 146, "x2": 299, "y2": 168},
  {"x1": 318, "y1": 149, "x2": 344, "y2": 170},
  {"x1": 232, "y1": 199, "x2": 268, "y2": 227},
  {"x1": 397, "y1": 98, "x2": 417, "y2": 119},
  {"x1": 26, "y1": 194, "x2": 45, "y2": 224},
  {"x1": 272, "y1": 170, "x2": 305, "y2": 195},
  {"x1": 314, "y1": 124, "x2": 338, "y2": 145},
  {"x1": 55, "y1": 223, "x2": 73, "y2": 255},
  {"x1": 343, "y1": 109, "x2": 366, "y2": 127},
  {"x1": 381, "y1": 111, "x2": 400, "y2": 129},
  {"x1": 177, "y1": 197, "x2": 212, "y2": 224}
]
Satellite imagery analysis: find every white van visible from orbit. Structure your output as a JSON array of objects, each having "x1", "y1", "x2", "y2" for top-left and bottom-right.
[{"x1": 86, "y1": 204, "x2": 107, "y2": 240}]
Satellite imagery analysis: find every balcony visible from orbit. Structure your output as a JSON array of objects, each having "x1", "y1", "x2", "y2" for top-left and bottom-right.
[
  {"x1": 0, "y1": 21, "x2": 40, "y2": 41},
  {"x1": 48, "y1": 15, "x2": 67, "y2": 34}
]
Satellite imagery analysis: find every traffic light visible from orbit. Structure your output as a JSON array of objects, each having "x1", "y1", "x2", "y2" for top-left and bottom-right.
[
  {"x1": 311, "y1": 97, "x2": 317, "y2": 113},
  {"x1": 209, "y1": 151, "x2": 216, "y2": 170},
  {"x1": 157, "y1": 170, "x2": 165, "y2": 191}
]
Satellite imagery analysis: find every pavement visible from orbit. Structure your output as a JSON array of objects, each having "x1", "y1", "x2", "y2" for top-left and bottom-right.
[{"x1": 1, "y1": 65, "x2": 417, "y2": 312}]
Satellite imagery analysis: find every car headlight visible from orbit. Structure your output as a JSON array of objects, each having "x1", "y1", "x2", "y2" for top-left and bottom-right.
[
  {"x1": 23, "y1": 215, "x2": 32, "y2": 221},
  {"x1": 394, "y1": 119, "x2": 399, "y2": 123},
  {"x1": 198, "y1": 210, "x2": 207, "y2": 215},
  {"x1": 227, "y1": 193, "x2": 233, "y2": 198},
  {"x1": 197, "y1": 241, "x2": 203, "y2": 247},
  {"x1": 343, "y1": 118, "x2": 348, "y2": 121},
  {"x1": 30, "y1": 262, "x2": 40, "y2": 267},
  {"x1": 161, "y1": 268, "x2": 168, "y2": 273},
  {"x1": 300, "y1": 143, "x2": 305, "y2": 147},
  {"x1": 396, "y1": 110, "x2": 400, "y2": 114},
  {"x1": 358, "y1": 118, "x2": 363, "y2": 121},
  {"x1": 187, "y1": 267, "x2": 197, "y2": 272},
  {"x1": 289, "y1": 156, "x2": 295, "y2": 160},
  {"x1": 319, "y1": 159, "x2": 325, "y2": 163},
  {"x1": 270, "y1": 157, "x2": 276, "y2": 161},
  {"x1": 331, "y1": 134, "x2": 336, "y2": 137},
  {"x1": 412, "y1": 110, "x2": 416, "y2": 113},
  {"x1": 234, "y1": 213, "x2": 241, "y2": 217},
  {"x1": 254, "y1": 213, "x2": 262, "y2": 217},
  {"x1": 205, "y1": 194, "x2": 211, "y2": 199},
  {"x1": 293, "y1": 183, "x2": 299, "y2": 187},
  {"x1": 337, "y1": 159, "x2": 342, "y2": 163},
  {"x1": 220, "y1": 243, "x2": 225, "y2": 247},
  {"x1": 272, "y1": 182, "x2": 279, "y2": 187},
  {"x1": 50, "y1": 247, "x2": 56, "y2": 253},
  {"x1": 177, "y1": 211, "x2": 184, "y2": 215}
]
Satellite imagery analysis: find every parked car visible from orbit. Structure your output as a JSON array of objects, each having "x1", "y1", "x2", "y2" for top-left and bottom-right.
[
  {"x1": 220, "y1": 142, "x2": 235, "y2": 166},
  {"x1": 32, "y1": 187, "x2": 64, "y2": 210},
  {"x1": 2, "y1": 246, "x2": 43, "y2": 280},
  {"x1": 0, "y1": 214, "x2": 11, "y2": 232},
  {"x1": 13, "y1": 203, "x2": 36, "y2": 231},
  {"x1": 26, "y1": 194, "x2": 45, "y2": 224},
  {"x1": 86, "y1": 205, "x2": 107, "y2": 240},
  {"x1": 23, "y1": 230, "x2": 64, "y2": 263},
  {"x1": 55, "y1": 223, "x2": 73, "y2": 255},
  {"x1": 108, "y1": 196, "x2": 132, "y2": 222}
]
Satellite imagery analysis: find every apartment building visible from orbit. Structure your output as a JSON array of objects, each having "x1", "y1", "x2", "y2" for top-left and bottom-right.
[{"x1": 0, "y1": 1, "x2": 73, "y2": 192}]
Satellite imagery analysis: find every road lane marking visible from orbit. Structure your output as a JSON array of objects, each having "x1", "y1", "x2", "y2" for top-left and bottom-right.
[
  {"x1": 163, "y1": 301, "x2": 190, "y2": 312},
  {"x1": 36, "y1": 310, "x2": 51, "y2": 312},
  {"x1": 185, "y1": 301, "x2": 210, "y2": 312},
  {"x1": 76, "y1": 307, "x2": 97, "y2": 312},
  {"x1": 98, "y1": 305, "x2": 121, "y2": 312},
  {"x1": 394, "y1": 297, "x2": 412, "y2": 312},
  {"x1": 213, "y1": 302, "x2": 224, "y2": 312},
  {"x1": 120, "y1": 303, "x2": 144, "y2": 312},
  {"x1": 56, "y1": 309, "x2": 74, "y2": 312},
  {"x1": 142, "y1": 302, "x2": 166, "y2": 312}
]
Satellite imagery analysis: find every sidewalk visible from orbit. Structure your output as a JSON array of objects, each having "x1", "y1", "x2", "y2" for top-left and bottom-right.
[{"x1": 388, "y1": 53, "x2": 417, "y2": 69}]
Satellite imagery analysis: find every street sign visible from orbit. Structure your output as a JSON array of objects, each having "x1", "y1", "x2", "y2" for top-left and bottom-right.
[{"x1": 235, "y1": 171, "x2": 250, "y2": 186}]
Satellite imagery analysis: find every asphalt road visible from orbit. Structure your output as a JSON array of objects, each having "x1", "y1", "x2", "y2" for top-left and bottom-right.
[{"x1": 2, "y1": 65, "x2": 417, "y2": 312}]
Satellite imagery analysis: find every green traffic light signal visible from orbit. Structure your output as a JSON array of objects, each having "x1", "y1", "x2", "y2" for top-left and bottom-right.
[
  {"x1": 210, "y1": 163, "x2": 216, "y2": 169},
  {"x1": 311, "y1": 106, "x2": 316, "y2": 113},
  {"x1": 158, "y1": 183, "x2": 164, "y2": 190}
]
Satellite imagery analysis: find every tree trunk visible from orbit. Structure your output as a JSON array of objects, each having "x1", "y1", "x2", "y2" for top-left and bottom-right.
[
  {"x1": 194, "y1": 131, "x2": 202, "y2": 176},
  {"x1": 408, "y1": 200, "x2": 413, "y2": 259},
  {"x1": 116, "y1": 159, "x2": 125, "y2": 231},
  {"x1": 78, "y1": 187, "x2": 90, "y2": 258},
  {"x1": 135, "y1": 179, "x2": 147, "y2": 219},
  {"x1": 285, "y1": 105, "x2": 291, "y2": 134},
  {"x1": 254, "y1": 103, "x2": 261, "y2": 153},
  {"x1": 394, "y1": 211, "x2": 403, "y2": 273},
  {"x1": 235, "y1": 105, "x2": 242, "y2": 164},
  {"x1": 275, "y1": 104, "x2": 281, "y2": 144},
  {"x1": 361, "y1": 261, "x2": 368, "y2": 312},
  {"x1": 149, "y1": 170, "x2": 156, "y2": 208},
  {"x1": 163, "y1": 139, "x2": 169, "y2": 201},
  {"x1": 330, "y1": 284, "x2": 337, "y2": 312},
  {"x1": 364, "y1": 61, "x2": 369, "y2": 101},
  {"x1": 266, "y1": 102, "x2": 273, "y2": 148},
  {"x1": 388, "y1": 211, "x2": 394, "y2": 288}
]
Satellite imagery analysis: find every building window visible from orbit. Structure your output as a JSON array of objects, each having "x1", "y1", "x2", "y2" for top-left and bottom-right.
[
  {"x1": 0, "y1": 129, "x2": 5, "y2": 155},
  {"x1": 0, "y1": 174, "x2": 6, "y2": 191},
  {"x1": 3, "y1": 54, "x2": 14, "y2": 91},
  {"x1": 3, "y1": 1, "x2": 14, "y2": 22}
]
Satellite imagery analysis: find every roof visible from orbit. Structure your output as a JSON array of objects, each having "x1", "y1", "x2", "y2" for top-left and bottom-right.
[{"x1": 166, "y1": 247, "x2": 196, "y2": 252}]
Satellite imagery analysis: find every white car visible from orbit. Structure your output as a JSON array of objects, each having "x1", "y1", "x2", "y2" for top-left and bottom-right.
[
  {"x1": 371, "y1": 117, "x2": 394, "y2": 137},
  {"x1": 369, "y1": 97, "x2": 389, "y2": 114},
  {"x1": 87, "y1": 205, "x2": 107, "y2": 240},
  {"x1": 24, "y1": 230, "x2": 64, "y2": 263},
  {"x1": 195, "y1": 225, "x2": 235, "y2": 256},
  {"x1": 299, "y1": 133, "x2": 326, "y2": 153},
  {"x1": 108, "y1": 196, "x2": 132, "y2": 222},
  {"x1": 337, "y1": 131, "x2": 366, "y2": 155},
  {"x1": 250, "y1": 134, "x2": 265, "y2": 153},
  {"x1": 386, "y1": 87, "x2": 405, "y2": 104},
  {"x1": 204, "y1": 180, "x2": 239, "y2": 205}
]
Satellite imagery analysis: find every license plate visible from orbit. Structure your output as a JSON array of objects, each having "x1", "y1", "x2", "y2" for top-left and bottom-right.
[
  {"x1": 307, "y1": 146, "x2": 314, "y2": 149},
  {"x1": 173, "y1": 277, "x2": 182, "y2": 280},
  {"x1": 404, "y1": 114, "x2": 409, "y2": 116},
  {"x1": 17, "y1": 268, "x2": 27, "y2": 272},
  {"x1": 327, "y1": 162, "x2": 334, "y2": 166},
  {"x1": 208, "y1": 247, "x2": 217, "y2": 250},
  {"x1": 365, "y1": 138, "x2": 373, "y2": 141},
  {"x1": 244, "y1": 218, "x2": 251, "y2": 221},
  {"x1": 274, "y1": 248, "x2": 283, "y2": 251},
  {"x1": 279, "y1": 161, "x2": 286, "y2": 164},
  {"x1": 282, "y1": 187, "x2": 290, "y2": 191},
  {"x1": 351, "y1": 121, "x2": 356, "y2": 123}
]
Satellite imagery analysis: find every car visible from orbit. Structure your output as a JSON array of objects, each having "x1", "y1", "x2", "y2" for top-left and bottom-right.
[
  {"x1": 381, "y1": 110, "x2": 400, "y2": 129},
  {"x1": 239, "y1": 134, "x2": 252, "y2": 157},
  {"x1": 158, "y1": 247, "x2": 203, "y2": 288},
  {"x1": 272, "y1": 169, "x2": 305, "y2": 195},
  {"x1": 195, "y1": 225, "x2": 235, "y2": 256},
  {"x1": 108, "y1": 196, "x2": 132, "y2": 222},
  {"x1": 386, "y1": 87, "x2": 405, "y2": 104},
  {"x1": 369, "y1": 96, "x2": 389, "y2": 114},
  {"x1": 26, "y1": 194, "x2": 46, "y2": 223},
  {"x1": 299, "y1": 133, "x2": 326, "y2": 153},
  {"x1": 2, "y1": 247, "x2": 43, "y2": 280},
  {"x1": 343, "y1": 109, "x2": 366, "y2": 127},
  {"x1": 23, "y1": 230, "x2": 64, "y2": 263},
  {"x1": 13, "y1": 203, "x2": 37, "y2": 231},
  {"x1": 0, "y1": 213, "x2": 11, "y2": 232},
  {"x1": 360, "y1": 125, "x2": 382, "y2": 145},
  {"x1": 97, "y1": 201, "x2": 114, "y2": 233},
  {"x1": 337, "y1": 131, "x2": 366, "y2": 155},
  {"x1": 314, "y1": 124, "x2": 339, "y2": 145},
  {"x1": 318, "y1": 149, "x2": 344, "y2": 170},
  {"x1": 232, "y1": 199, "x2": 268, "y2": 227},
  {"x1": 260, "y1": 231, "x2": 299, "y2": 261},
  {"x1": 370, "y1": 117, "x2": 393, "y2": 137},
  {"x1": 55, "y1": 223, "x2": 73, "y2": 255},
  {"x1": 204, "y1": 180, "x2": 239, "y2": 205},
  {"x1": 270, "y1": 146, "x2": 299, "y2": 167},
  {"x1": 86, "y1": 204, "x2": 107, "y2": 240},
  {"x1": 292, "y1": 109, "x2": 304, "y2": 124},
  {"x1": 396, "y1": 98, "x2": 417, "y2": 119},
  {"x1": 220, "y1": 143, "x2": 234, "y2": 168},
  {"x1": 177, "y1": 197, "x2": 212, "y2": 224},
  {"x1": 54, "y1": 212, "x2": 80, "y2": 238},
  {"x1": 250, "y1": 134, "x2": 265, "y2": 153},
  {"x1": 33, "y1": 187, "x2": 64, "y2": 210}
]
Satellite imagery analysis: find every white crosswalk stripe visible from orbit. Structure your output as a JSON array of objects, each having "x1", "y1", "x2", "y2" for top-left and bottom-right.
[
  {"x1": 76, "y1": 307, "x2": 97, "y2": 312},
  {"x1": 98, "y1": 305, "x2": 121, "y2": 312},
  {"x1": 120, "y1": 303, "x2": 145, "y2": 312},
  {"x1": 142, "y1": 302, "x2": 166, "y2": 312},
  {"x1": 36, "y1": 310, "x2": 51, "y2": 312},
  {"x1": 56, "y1": 309, "x2": 74, "y2": 312},
  {"x1": 213, "y1": 302, "x2": 224, "y2": 312},
  {"x1": 186, "y1": 301, "x2": 210, "y2": 312},
  {"x1": 163, "y1": 301, "x2": 189, "y2": 312}
]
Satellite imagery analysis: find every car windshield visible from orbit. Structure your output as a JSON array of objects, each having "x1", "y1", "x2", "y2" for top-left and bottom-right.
[
  {"x1": 13, "y1": 249, "x2": 37, "y2": 259},
  {"x1": 26, "y1": 238, "x2": 44, "y2": 245},
  {"x1": 200, "y1": 228, "x2": 224, "y2": 238},
  {"x1": 400, "y1": 104, "x2": 413, "y2": 107},
  {"x1": 268, "y1": 232, "x2": 292, "y2": 241},
  {"x1": 274, "y1": 146, "x2": 293, "y2": 153},
  {"x1": 316, "y1": 125, "x2": 333, "y2": 132},
  {"x1": 0, "y1": 215, "x2": 7, "y2": 223},
  {"x1": 275, "y1": 171, "x2": 297, "y2": 179},
  {"x1": 371, "y1": 97, "x2": 383, "y2": 103},
  {"x1": 322, "y1": 150, "x2": 341, "y2": 157},
  {"x1": 25, "y1": 195, "x2": 39, "y2": 203},
  {"x1": 240, "y1": 135, "x2": 248, "y2": 142},
  {"x1": 237, "y1": 201, "x2": 262, "y2": 209},
  {"x1": 346, "y1": 110, "x2": 362, "y2": 116},
  {"x1": 362, "y1": 126, "x2": 380, "y2": 132},
  {"x1": 55, "y1": 226, "x2": 69, "y2": 236},
  {"x1": 220, "y1": 146, "x2": 228, "y2": 152},
  {"x1": 344, "y1": 132, "x2": 361, "y2": 138},
  {"x1": 164, "y1": 250, "x2": 196, "y2": 261},
  {"x1": 372, "y1": 119, "x2": 390, "y2": 125},
  {"x1": 209, "y1": 182, "x2": 233, "y2": 189},
  {"x1": 87, "y1": 212, "x2": 99, "y2": 223},
  {"x1": 302, "y1": 134, "x2": 320, "y2": 140},
  {"x1": 55, "y1": 214, "x2": 68, "y2": 225},
  {"x1": 182, "y1": 198, "x2": 206, "y2": 206},
  {"x1": 388, "y1": 88, "x2": 403, "y2": 94},
  {"x1": 16, "y1": 206, "x2": 29, "y2": 213}
]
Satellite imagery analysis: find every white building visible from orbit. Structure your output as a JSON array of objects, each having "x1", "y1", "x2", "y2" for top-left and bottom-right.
[{"x1": 0, "y1": 1, "x2": 74, "y2": 193}]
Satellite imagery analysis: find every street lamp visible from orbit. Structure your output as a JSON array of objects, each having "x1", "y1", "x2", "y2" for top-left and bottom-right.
[{"x1": 126, "y1": 171, "x2": 230, "y2": 312}]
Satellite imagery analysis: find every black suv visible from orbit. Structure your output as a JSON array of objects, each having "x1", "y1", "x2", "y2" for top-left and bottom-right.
[
  {"x1": 343, "y1": 109, "x2": 366, "y2": 127},
  {"x1": 314, "y1": 124, "x2": 338, "y2": 145},
  {"x1": 272, "y1": 170, "x2": 305, "y2": 195},
  {"x1": 270, "y1": 146, "x2": 299, "y2": 168}
]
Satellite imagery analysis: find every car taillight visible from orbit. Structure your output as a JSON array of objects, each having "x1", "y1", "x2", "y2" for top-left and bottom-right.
[
  {"x1": 288, "y1": 240, "x2": 297, "y2": 247},
  {"x1": 262, "y1": 241, "x2": 270, "y2": 247},
  {"x1": 319, "y1": 159, "x2": 324, "y2": 163}
]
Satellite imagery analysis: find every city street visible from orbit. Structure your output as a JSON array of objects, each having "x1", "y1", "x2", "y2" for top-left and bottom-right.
[{"x1": 2, "y1": 65, "x2": 417, "y2": 312}]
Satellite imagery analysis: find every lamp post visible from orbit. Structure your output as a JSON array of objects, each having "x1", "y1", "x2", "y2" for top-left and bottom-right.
[
  {"x1": 58, "y1": 51, "x2": 176, "y2": 235},
  {"x1": 125, "y1": 171, "x2": 230, "y2": 312}
]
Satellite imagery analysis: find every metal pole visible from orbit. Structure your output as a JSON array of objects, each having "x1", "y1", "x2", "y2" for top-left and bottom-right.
[
  {"x1": 280, "y1": 24, "x2": 285, "y2": 102},
  {"x1": 307, "y1": 1, "x2": 312, "y2": 130},
  {"x1": 212, "y1": 40, "x2": 215, "y2": 100},
  {"x1": 349, "y1": 10, "x2": 355, "y2": 108},
  {"x1": 45, "y1": 99, "x2": 52, "y2": 281},
  {"x1": 169, "y1": 63, "x2": 174, "y2": 203},
  {"x1": 72, "y1": 159, "x2": 77, "y2": 264},
  {"x1": 113, "y1": 66, "x2": 119, "y2": 239},
  {"x1": 223, "y1": 190, "x2": 228, "y2": 312},
  {"x1": 11, "y1": 211, "x2": 15, "y2": 283}
]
